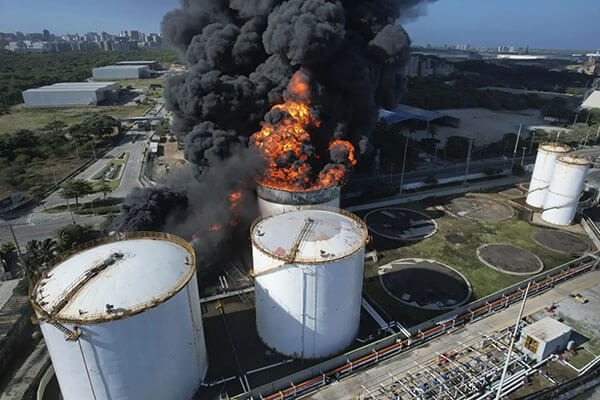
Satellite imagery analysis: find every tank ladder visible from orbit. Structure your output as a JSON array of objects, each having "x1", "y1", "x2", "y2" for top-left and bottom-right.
[
  {"x1": 285, "y1": 217, "x2": 315, "y2": 263},
  {"x1": 48, "y1": 320, "x2": 81, "y2": 341},
  {"x1": 49, "y1": 252, "x2": 123, "y2": 316}
]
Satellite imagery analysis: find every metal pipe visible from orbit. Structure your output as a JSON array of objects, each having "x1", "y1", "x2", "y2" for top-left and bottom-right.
[{"x1": 494, "y1": 282, "x2": 531, "y2": 400}]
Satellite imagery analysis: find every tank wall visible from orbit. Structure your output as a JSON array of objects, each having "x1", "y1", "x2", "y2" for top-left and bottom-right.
[
  {"x1": 527, "y1": 149, "x2": 560, "y2": 208},
  {"x1": 257, "y1": 196, "x2": 340, "y2": 217},
  {"x1": 39, "y1": 281, "x2": 207, "y2": 400},
  {"x1": 254, "y1": 246, "x2": 365, "y2": 359},
  {"x1": 542, "y1": 162, "x2": 589, "y2": 225}
]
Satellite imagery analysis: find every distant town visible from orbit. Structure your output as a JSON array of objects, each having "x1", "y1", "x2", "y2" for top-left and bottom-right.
[{"x1": 0, "y1": 29, "x2": 163, "y2": 53}]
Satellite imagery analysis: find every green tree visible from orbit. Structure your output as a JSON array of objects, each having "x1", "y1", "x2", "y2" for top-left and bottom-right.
[
  {"x1": 98, "y1": 180, "x2": 112, "y2": 199},
  {"x1": 0, "y1": 242, "x2": 16, "y2": 262},
  {"x1": 60, "y1": 179, "x2": 93, "y2": 206},
  {"x1": 424, "y1": 175, "x2": 438, "y2": 185},
  {"x1": 55, "y1": 224, "x2": 100, "y2": 253},
  {"x1": 43, "y1": 120, "x2": 67, "y2": 138},
  {"x1": 445, "y1": 136, "x2": 470, "y2": 159}
]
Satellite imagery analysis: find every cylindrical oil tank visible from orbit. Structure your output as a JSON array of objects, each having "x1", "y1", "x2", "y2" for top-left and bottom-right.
[
  {"x1": 526, "y1": 143, "x2": 571, "y2": 208},
  {"x1": 251, "y1": 208, "x2": 368, "y2": 359},
  {"x1": 542, "y1": 156, "x2": 590, "y2": 225},
  {"x1": 30, "y1": 233, "x2": 208, "y2": 400},
  {"x1": 256, "y1": 184, "x2": 341, "y2": 217}
]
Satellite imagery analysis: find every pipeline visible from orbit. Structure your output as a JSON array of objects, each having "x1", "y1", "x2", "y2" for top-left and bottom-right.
[{"x1": 243, "y1": 257, "x2": 597, "y2": 400}]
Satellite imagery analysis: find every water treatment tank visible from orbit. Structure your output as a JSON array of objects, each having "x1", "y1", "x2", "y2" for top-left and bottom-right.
[
  {"x1": 542, "y1": 156, "x2": 590, "y2": 226},
  {"x1": 251, "y1": 208, "x2": 368, "y2": 359},
  {"x1": 526, "y1": 143, "x2": 571, "y2": 208},
  {"x1": 30, "y1": 233, "x2": 208, "y2": 400},
  {"x1": 256, "y1": 184, "x2": 341, "y2": 217}
]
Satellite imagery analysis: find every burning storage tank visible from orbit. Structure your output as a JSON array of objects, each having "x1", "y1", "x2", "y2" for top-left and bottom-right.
[
  {"x1": 526, "y1": 143, "x2": 571, "y2": 208},
  {"x1": 251, "y1": 208, "x2": 368, "y2": 359},
  {"x1": 256, "y1": 184, "x2": 341, "y2": 217},
  {"x1": 542, "y1": 156, "x2": 591, "y2": 226},
  {"x1": 30, "y1": 232, "x2": 207, "y2": 400}
]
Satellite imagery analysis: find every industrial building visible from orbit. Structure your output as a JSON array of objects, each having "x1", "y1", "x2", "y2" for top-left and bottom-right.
[
  {"x1": 115, "y1": 60, "x2": 160, "y2": 70},
  {"x1": 22, "y1": 82, "x2": 120, "y2": 107},
  {"x1": 379, "y1": 104, "x2": 461, "y2": 128},
  {"x1": 519, "y1": 317, "x2": 572, "y2": 362},
  {"x1": 30, "y1": 233, "x2": 208, "y2": 400},
  {"x1": 92, "y1": 65, "x2": 150, "y2": 80}
]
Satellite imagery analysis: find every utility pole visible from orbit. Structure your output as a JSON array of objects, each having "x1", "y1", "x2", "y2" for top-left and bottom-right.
[
  {"x1": 464, "y1": 135, "x2": 474, "y2": 185},
  {"x1": 510, "y1": 124, "x2": 522, "y2": 175},
  {"x1": 399, "y1": 135, "x2": 409, "y2": 194},
  {"x1": 495, "y1": 283, "x2": 531, "y2": 400},
  {"x1": 528, "y1": 130, "x2": 535, "y2": 155}
]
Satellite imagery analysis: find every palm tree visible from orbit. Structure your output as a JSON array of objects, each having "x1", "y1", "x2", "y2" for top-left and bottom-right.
[{"x1": 38, "y1": 238, "x2": 57, "y2": 265}]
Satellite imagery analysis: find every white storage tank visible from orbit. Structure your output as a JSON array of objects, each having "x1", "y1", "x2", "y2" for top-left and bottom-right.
[
  {"x1": 526, "y1": 143, "x2": 571, "y2": 208},
  {"x1": 256, "y1": 184, "x2": 341, "y2": 217},
  {"x1": 251, "y1": 208, "x2": 368, "y2": 359},
  {"x1": 30, "y1": 232, "x2": 208, "y2": 400},
  {"x1": 542, "y1": 156, "x2": 591, "y2": 225}
]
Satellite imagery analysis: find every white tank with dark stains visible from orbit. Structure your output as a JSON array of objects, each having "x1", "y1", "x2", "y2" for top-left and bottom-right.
[
  {"x1": 542, "y1": 156, "x2": 590, "y2": 225},
  {"x1": 526, "y1": 142, "x2": 571, "y2": 208},
  {"x1": 256, "y1": 184, "x2": 341, "y2": 217},
  {"x1": 251, "y1": 208, "x2": 368, "y2": 359},
  {"x1": 30, "y1": 233, "x2": 207, "y2": 400}
]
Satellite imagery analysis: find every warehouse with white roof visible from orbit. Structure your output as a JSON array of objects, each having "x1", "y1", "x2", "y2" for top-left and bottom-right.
[
  {"x1": 92, "y1": 65, "x2": 150, "y2": 80},
  {"x1": 22, "y1": 82, "x2": 120, "y2": 107}
]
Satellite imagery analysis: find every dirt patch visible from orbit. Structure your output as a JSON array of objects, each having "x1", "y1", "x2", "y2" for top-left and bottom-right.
[
  {"x1": 445, "y1": 195, "x2": 514, "y2": 222},
  {"x1": 378, "y1": 258, "x2": 471, "y2": 310},
  {"x1": 477, "y1": 244, "x2": 544, "y2": 275},
  {"x1": 532, "y1": 230, "x2": 591, "y2": 255},
  {"x1": 365, "y1": 208, "x2": 437, "y2": 241}
]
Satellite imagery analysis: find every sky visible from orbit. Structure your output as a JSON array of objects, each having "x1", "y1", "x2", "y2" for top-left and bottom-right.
[{"x1": 0, "y1": 0, "x2": 598, "y2": 51}]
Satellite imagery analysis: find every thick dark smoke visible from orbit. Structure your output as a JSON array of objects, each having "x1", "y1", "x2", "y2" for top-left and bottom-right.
[{"x1": 116, "y1": 0, "x2": 434, "y2": 273}]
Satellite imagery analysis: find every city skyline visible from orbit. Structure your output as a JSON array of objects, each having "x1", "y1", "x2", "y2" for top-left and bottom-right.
[{"x1": 0, "y1": 0, "x2": 599, "y2": 51}]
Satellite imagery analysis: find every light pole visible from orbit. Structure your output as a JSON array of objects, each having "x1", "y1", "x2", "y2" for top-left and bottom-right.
[
  {"x1": 520, "y1": 147, "x2": 527, "y2": 166},
  {"x1": 510, "y1": 124, "x2": 522, "y2": 175},
  {"x1": 464, "y1": 135, "x2": 474, "y2": 185},
  {"x1": 528, "y1": 130, "x2": 535, "y2": 155},
  {"x1": 399, "y1": 135, "x2": 409, "y2": 194},
  {"x1": 0, "y1": 214, "x2": 23, "y2": 264}
]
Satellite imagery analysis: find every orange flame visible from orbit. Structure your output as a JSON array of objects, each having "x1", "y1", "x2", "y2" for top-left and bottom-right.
[
  {"x1": 229, "y1": 191, "x2": 242, "y2": 210},
  {"x1": 207, "y1": 224, "x2": 221, "y2": 232},
  {"x1": 251, "y1": 71, "x2": 356, "y2": 192}
]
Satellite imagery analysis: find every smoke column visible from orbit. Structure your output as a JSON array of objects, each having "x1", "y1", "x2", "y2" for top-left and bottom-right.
[{"x1": 116, "y1": 0, "x2": 435, "y2": 273}]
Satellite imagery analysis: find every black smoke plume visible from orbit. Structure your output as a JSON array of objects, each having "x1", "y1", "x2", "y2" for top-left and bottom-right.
[{"x1": 116, "y1": 0, "x2": 434, "y2": 272}]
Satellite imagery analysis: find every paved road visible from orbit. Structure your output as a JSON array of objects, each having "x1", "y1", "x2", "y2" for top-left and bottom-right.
[
  {"x1": 347, "y1": 175, "x2": 527, "y2": 212},
  {"x1": 42, "y1": 128, "x2": 149, "y2": 209},
  {"x1": 349, "y1": 155, "x2": 534, "y2": 189},
  {"x1": 305, "y1": 270, "x2": 600, "y2": 400}
]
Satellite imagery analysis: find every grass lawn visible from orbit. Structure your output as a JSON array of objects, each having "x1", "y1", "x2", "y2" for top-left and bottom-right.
[
  {"x1": 0, "y1": 103, "x2": 148, "y2": 135},
  {"x1": 363, "y1": 195, "x2": 587, "y2": 327}
]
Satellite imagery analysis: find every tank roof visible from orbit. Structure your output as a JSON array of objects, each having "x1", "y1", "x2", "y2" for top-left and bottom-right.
[
  {"x1": 539, "y1": 142, "x2": 571, "y2": 154},
  {"x1": 251, "y1": 208, "x2": 367, "y2": 264},
  {"x1": 557, "y1": 155, "x2": 591, "y2": 167},
  {"x1": 32, "y1": 234, "x2": 195, "y2": 324}
]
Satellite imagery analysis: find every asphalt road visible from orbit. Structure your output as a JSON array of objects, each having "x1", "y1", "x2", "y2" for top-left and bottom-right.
[{"x1": 348, "y1": 155, "x2": 534, "y2": 189}]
